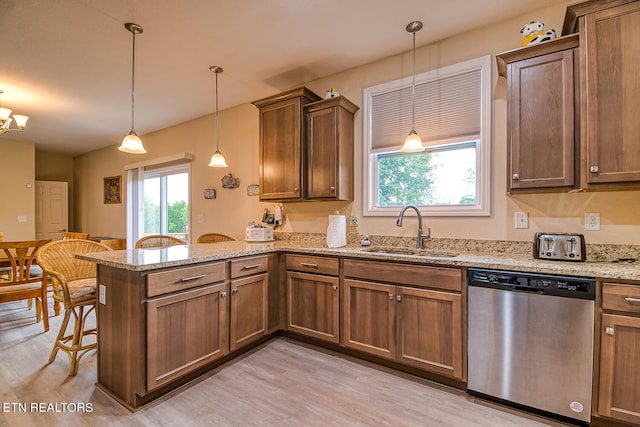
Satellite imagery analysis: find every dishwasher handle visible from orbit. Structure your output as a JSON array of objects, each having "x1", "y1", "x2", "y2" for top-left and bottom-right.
[{"x1": 510, "y1": 285, "x2": 544, "y2": 294}]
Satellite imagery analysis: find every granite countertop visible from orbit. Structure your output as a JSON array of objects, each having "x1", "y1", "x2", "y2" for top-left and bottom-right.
[{"x1": 78, "y1": 239, "x2": 640, "y2": 282}]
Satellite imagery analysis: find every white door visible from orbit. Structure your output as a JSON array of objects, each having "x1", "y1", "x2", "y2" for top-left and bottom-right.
[{"x1": 35, "y1": 181, "x2": 68, "y2": 240}]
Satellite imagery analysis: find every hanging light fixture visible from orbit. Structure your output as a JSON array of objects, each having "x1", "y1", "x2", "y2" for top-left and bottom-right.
[
  {"x1": 0, "y1": 89, "x2": 29, "y2": 136},
  {"x1": 208, "y1": 65, "x2": 228, "y2": 167},
  {"x1": 118, "y1": 22, "x2": 146, "y2": 154},
  {"x1": 401, "y1": 20, "x2": 425, "y2": 152}
]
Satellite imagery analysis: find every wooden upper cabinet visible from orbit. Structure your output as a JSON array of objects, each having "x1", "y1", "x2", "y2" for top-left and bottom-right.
[
  {"x1": 252, "y1": 88, "x2": 322, "y2": 201},
  {"x1": 581, "y1": 1, "x2": 640, "y2": 185},
  {"x1": 497, "y1": 35, "x2": 579, "y2": 192},
  {"x1": 304, "y1": 96, "x2": 359, "y2": 201}
]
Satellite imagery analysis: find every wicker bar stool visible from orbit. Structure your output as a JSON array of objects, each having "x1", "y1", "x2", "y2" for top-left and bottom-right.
[
  {"x1": 36, "y1": 239, "x2": 111, "y2": 375},
  {"x1": 196, "y1": 233, "x2": 235, "y2": 243},
  {"x1": 134, "y1": 234, "x2": 186, "y2": 248}
]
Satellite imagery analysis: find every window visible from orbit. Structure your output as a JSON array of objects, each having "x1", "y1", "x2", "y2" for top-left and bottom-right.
[
  {"x1": 142, "y1": 166, "x2": 190, "y2": 241},
  {"x1": 125, "y1": 153, "x2": 193, "y2": 248},
  {"x1": 363, "y1": 55, "x2": 491, "y2": 216}
]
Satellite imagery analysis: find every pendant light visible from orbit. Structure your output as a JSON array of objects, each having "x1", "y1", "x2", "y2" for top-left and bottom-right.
[
  {"x1": 208, "y1": 65, "x2": 228, "y2": 167},
  {"x1": 118, "y1": 22, "x2": 146, "y2": 154},
  {"x1": 401, "y1": 20, "x2": 425, "y2": 152}
]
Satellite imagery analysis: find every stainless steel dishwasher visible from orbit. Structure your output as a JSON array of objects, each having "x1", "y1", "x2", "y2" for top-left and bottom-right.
[{"x1": 467, "y1": 268, "x2": 595, "y2": 423}]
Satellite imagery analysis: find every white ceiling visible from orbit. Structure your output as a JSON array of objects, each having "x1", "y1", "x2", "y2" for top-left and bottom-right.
[{"x1": 0, "y1": 0, "x2": 569, "y2": 155}]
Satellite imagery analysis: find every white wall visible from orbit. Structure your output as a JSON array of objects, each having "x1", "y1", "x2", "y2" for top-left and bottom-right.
[{"x1": 0, "y1": 138, "x2": 35, "y2": 241}]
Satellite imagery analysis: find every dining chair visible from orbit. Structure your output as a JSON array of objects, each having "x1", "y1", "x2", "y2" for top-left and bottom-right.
[
  {"x1": 134, "y1": 234, "x2": 187, "y2": 249},
  {"x1": 0, "y1": 240, "x2": 52, "y2": 332},
  {"x1": 62, "y1": 232, "x2": 89, "y2": 240},
  {"x1": 36, "y1": 239, "x2": 111, "y2": 375},
  {"x1": 196, "y1": 233, "x2": 235, "y2": 244}
]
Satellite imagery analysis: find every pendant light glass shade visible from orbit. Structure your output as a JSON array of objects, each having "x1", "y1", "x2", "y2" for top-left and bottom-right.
[
  {"x1": 401, "y1": 20, "x2": 425, "y2": 153},
  {"x1": 120, "y1": 131, "x2": 146, "y2": 154},
  {"x1": 118, "y1": 23, "x2": 146, "y2": 154},
  {"x1": 208, "y1": 65, "x2": 228, "y2": 168}
]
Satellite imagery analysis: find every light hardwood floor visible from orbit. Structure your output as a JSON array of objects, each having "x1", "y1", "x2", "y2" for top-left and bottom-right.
[{"x1": 0, "y1": 299, "x2": 578, "y2": 426}]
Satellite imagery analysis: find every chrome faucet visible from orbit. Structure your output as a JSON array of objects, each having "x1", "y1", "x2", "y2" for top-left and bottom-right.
[{"x1": 396, "y1": 205, "x2": 430, "y2": 249}]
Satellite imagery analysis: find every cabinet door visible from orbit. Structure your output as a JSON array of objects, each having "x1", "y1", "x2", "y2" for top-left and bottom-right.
[
  {"x1": 230, "y1": 273, "x2": 268, "y2": 351},
  {"x1": 147, "y1": 282, "x2": 229, "y2": 391},
  {"x1": 259, "y1": 98, "x2": 304, "y2": 200},
  {"x1": 287, "y1": 271, "x2": 339, "y2": 343},
  {"x1": 584, "y1": 2, "x2": 640, "y2": 184},
  {"x1": 507, "y1": 49, "x2": 576, "y2": 190},
  {"x1": 342, "y1": 279, "x2": 396, "y2": 360},
  {"x1": 307, "y1": 107, "x2": 338, "y2": 199},
  {"x1": 598, "y1": 313, "x2": 640, "y2": 424},
  {"x1": 397, "y1": 287, "x2": 463, "y2": 379}
]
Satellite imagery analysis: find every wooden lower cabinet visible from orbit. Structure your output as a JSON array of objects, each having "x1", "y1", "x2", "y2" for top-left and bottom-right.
[
  {"x1": 146, "y1": 282, "x2": 229, "y2": 391},
  {"x1": 230, "y1": 273, "x2": 268, "y2": 351},
  {"x1": 342, "y1": 260, "x2": 465, "y2": 380},
  {"x1": 598, "y1": 282, "x2": 640, "y2": 425},
  {"x1": 286, "y1": 254, "x2": 341, "y2": 343},
  {"x1": 397, "y1": 286, "x2": 462, "y2": 378},
  {"x1": 287, "y1": 271, "x2": 340, "y2": 343}
]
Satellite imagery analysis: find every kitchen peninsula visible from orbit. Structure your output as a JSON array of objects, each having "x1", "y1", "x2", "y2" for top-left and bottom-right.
[{"x1": 81, "y1": 237, "x2": 640, "y2": 425}]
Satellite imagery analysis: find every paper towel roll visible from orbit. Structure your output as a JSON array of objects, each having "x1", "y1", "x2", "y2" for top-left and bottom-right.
[{"x1": 326, "y1": 214, "x2": 346, "y2": 248}]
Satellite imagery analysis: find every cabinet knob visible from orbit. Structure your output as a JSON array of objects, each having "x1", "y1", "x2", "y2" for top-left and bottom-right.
[
  {"x1": 332, "y1": 285, "x2": 337, "y2": 291},
  {"x1": 590, "y1": 166, "x2": 599, "y2": 173},
  {"x1": 396, "y1": 295, "x2": 402, "y2": 302},
  {"x1": 221, "y1": 291, "x2": 227, "y2": 298},
  {"x1": 293, "y1": 187, "x2": 299, "y2": 192},
  {"x1": 232, "y1": 288, "x2": 238, "y2": 295},
  {"x1": 605, "y1": 326, "x2": 615, "y2": 336},
  {"x1": 512, "y1": 173, "x2": 519, "y2": 181},
  {"x1": 388, "y1": 294, "x2": 394, "y2": 300},
  {"x1": 330, "y1": 186, "x2": 335, "y2": 192}
]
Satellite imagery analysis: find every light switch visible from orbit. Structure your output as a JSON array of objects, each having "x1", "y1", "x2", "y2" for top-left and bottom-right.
[
  {"x1": 515, "y1": 211, "x2": 529, "y2": 229},
  {"x1": 17, "y1": 215, "x2": 27, "y2": 223}
]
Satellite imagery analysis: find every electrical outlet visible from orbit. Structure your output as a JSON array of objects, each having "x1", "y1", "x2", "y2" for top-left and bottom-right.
[
  {"x1": 17, "y1": 215, "x2": 27, "y2": 223},
  {"x1": 515, "y1": 211, "x2": 529, "y2": 229},
  {"x1": 585, "y1": 212, "x2": 600, "y2": 231},
  {"x1": 99, "y1": 284, "x2": 106, "y2": 305}
]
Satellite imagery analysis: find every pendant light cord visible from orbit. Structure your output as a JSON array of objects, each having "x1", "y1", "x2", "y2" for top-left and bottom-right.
[
  {"x1": 411, "y1": 28, "x2": 416, "y2": 132},
  {"x1": 215, "y1": 71, "x2": 220, "y2": 152},
  {"x1": 130, "y1": 29, "x2": 136, "y2": 132}
]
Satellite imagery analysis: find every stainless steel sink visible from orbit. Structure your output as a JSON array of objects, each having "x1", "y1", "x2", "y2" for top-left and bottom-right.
[
  {"x1": 363, "y1": 247, "x2": 417, "y2": 255},
  {"x1": 362, "y1": 247, "x2": 458, "y2": 258}
]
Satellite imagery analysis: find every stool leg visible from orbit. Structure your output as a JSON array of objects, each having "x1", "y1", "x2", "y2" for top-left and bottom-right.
[{"x1": 49, "y1": 309, "x2": 71, "y2": 364}]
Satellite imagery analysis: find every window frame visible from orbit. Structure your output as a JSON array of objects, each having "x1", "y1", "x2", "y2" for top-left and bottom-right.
[{"x1": 362, "y1": 55, "x2": 492, "y2": 217}]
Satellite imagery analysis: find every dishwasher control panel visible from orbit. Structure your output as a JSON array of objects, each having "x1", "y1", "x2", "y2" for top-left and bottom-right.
[{"x1": 468, "y1": 268, "x2": 595, "y2": 300}]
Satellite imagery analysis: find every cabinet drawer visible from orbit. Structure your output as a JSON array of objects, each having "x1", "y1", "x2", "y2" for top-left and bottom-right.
[
  {"x1": 286, "y1": 254, "x2": 339, "y2": 276},
  {"x1": 602, "y1": 283, "x2": 640, "y2": 314},
  {"x1": 230, "y1": 255, "x2": 269, "y2": 279},
  {"x1": 343, "y1": 259, "x2": 462, "y2": 292},
  {"x1": 147, "y1": 262, "x2": 225, "y2": 298}
]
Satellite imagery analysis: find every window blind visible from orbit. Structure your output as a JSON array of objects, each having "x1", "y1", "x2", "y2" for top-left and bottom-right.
[{"x1": 371, "y1": 69, "x2": 481, "y2": 151}]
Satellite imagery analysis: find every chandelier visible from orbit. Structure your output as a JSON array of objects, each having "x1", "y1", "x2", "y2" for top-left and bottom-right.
[{"x1": 0, "y1": 89, "x2": 29, "y2": 136}]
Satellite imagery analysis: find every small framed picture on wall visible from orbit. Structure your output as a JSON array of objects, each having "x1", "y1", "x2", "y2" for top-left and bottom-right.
[{"x1": 104, "y1": 175, "x2": 122, "y2": 204}]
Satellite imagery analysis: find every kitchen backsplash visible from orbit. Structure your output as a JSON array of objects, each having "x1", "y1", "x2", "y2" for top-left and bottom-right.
[{"x1": 274, "y1": 231, "x2": 640, "y2": 261}]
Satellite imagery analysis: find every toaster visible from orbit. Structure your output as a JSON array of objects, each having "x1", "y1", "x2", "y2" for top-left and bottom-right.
[{"x1": 534, "y1": 232, "x2": 586, "y2": 262}]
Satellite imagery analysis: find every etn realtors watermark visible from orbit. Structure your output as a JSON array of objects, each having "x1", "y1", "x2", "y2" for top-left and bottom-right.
[{"x1": 2, "y1": 402, "x2": 93, "y2": 413}]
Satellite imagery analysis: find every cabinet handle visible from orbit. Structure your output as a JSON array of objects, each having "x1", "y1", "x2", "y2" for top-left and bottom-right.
[
  {"x1": 242, "y1": 263, "x2": 262, "y2": 270},
  {"x1": 221, "y1": 291, "x2": 227, "y2": 298},
  {"x1": 330, "y1": 186, "x2": 335, "y2": 191},
  {"x1": 624, "y1": 297, "x2": 640, "y2": 303},
  {"x1": 605, "y1": 326, "x2": 615, "y2": 336},
  {"x1": 180, "y1": 274, "x2": 206, "y2": 282},
  {"x1": 512, "y1": 173, "x2": 519, "y2": 180},
  {"x1": 300, "y1": 262, "x2": 318, "y2": 268},
  {"x1": 590, "y1": 165, "x2": 599, "y2": 173}
]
